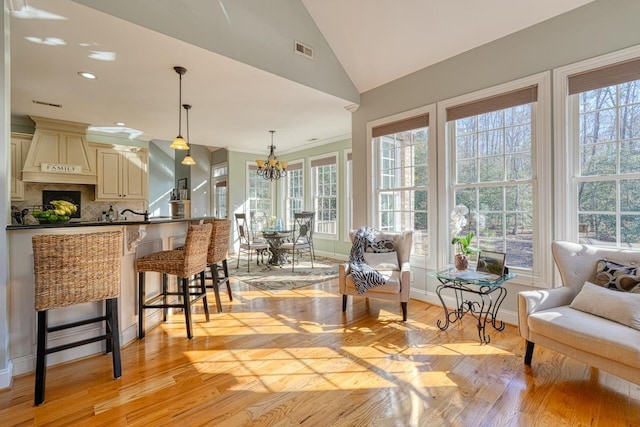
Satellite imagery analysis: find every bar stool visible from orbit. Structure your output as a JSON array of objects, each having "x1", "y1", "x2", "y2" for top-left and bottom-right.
[
  {"x1": 204, "y1": 218, "x2": 232, "y2": 311},
  {"x1": 32, "y1": 231, "x2": 123, "y2": 406},
  {"x1": 136, "y1": 223, "x2": 212, "y2": 339}
]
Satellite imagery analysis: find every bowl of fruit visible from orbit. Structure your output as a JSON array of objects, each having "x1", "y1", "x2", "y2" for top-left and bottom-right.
[{"x1": 31, "y1": 200, "x2": 78, "y2": 224}]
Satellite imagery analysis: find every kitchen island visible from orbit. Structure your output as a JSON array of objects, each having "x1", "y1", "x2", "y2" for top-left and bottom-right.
[{"x1": 6, "y1": 217, "x2": 211, "y2": 376}]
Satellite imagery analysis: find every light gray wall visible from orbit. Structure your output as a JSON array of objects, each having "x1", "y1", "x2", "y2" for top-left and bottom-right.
[
  {"x1": 148, "y1": 141, "x2": 174, "y2": 217},
  {"x1": 351, "y1": 0, "x2": 640, "y2": 315},
  {"x1": 187, "y1": 145, "x2": 211, "y2": 217},
  {"x1": 0, "y1": 3, "x2": 11, "y2": 386},
  {"x1": 72, "y1": 0, "x2": 359, "y2": 104}
]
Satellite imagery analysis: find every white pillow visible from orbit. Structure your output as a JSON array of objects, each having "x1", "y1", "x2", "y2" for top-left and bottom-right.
[
  {"x1": 363, "y1": 251, "x2": 399, "y2": 271},
  {"x1": 570, "y1": 281, "x2": 640, "y2": 330}
]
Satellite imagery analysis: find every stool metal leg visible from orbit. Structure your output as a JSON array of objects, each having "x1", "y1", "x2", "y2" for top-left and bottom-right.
[
  {"x1": 211, "y1": 264, "x2": 223, "y2": 313},
  {"x1": 34, "y1": 310, "x2": 48, "y2": 406},
  {"x1": 138, "y1": 272, "x2": 146, "y2": 339},
  {"x1": 200, "y1": 271, "x2": 211, "y2": 321},
  {"x1": 181, "y1": 277, "x2": 193, "y2": 339},
  {"x1": 107, "y1": 298, "x2": 122, "y2": 378}
]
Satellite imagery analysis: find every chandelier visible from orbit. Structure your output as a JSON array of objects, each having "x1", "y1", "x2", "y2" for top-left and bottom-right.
[
  {"x1": 170, "y1": 66, "x2": 190, "y2": 150},
  {"x1": 181, "y1": 104, "x2": 196, "y2": 165},
  {"x1": 256, "y1": 130, "x2": 287, "y2": 180}
]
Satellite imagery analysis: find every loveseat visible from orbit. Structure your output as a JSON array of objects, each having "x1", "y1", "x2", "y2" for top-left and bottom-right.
[{"x1": 518, "y1": 241, "x2": 640, "y2": 385}]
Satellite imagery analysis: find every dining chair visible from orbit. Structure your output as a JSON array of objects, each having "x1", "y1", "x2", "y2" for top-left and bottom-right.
[
  {"x1": 235, "y1": 213, "x2": 269, "y2": 272},
  {"x1": 281, "y1": 211, "x2": 315, "y2": 271}
]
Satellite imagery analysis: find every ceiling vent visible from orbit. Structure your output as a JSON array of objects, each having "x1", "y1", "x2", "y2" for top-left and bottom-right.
[
  {"x1": 32, "y1": 99, "x2": 62, "y2": 108},
  {"x1": 294, "y1": 41, "x2": 313, "y2": 59}
]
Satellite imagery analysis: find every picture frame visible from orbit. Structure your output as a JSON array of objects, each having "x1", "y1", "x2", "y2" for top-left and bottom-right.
[
  {"x1": 476, "y1": 250, "x2": 507, "y2": 277},
  {"x1": 177, "y1": 178, "x2": 188, "y2": 190}
]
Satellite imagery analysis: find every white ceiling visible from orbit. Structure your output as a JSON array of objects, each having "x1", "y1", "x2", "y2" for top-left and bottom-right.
[{"x1": 9, "y1": 0, "x2": 593, "y2": 154}]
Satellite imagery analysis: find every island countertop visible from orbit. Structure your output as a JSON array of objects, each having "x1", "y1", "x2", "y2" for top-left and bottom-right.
[{"x1": 6, "y1": 216, "x2": 210, "y2": 230}]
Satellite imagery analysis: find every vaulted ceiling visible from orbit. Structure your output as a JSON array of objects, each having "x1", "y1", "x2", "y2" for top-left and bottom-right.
[{"x1": 9, "y1": 0, "x2": 593, "y2": 154}]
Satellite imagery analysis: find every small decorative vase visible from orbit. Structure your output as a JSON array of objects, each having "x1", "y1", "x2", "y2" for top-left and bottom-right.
[{"x1": 454, "y1": 254, "x2": 469, "y2": 271}]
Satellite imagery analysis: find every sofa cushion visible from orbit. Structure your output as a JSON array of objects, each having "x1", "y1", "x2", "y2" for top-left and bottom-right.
[
  {"x1": 363, "y1": 251, "x2": 399, "y2": 271},
  {"x1": 345, "y1": 272, "x2": 400, "y2": 294},
  {"x1": 366, "y1": 234, "x2": 396, "y2": 253},
  {"x1": 527, "y1": 305, "x2": 640, "y2": 369},
  {"x1": 595, "y1": 259, "x2": 640, "y2": 292},
  {"x1": 570, "y1": 281, "x2": 640, "y2": 330}
]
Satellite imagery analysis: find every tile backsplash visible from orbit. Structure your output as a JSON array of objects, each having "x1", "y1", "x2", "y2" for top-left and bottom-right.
[{"x1": 12, "y1": 183, "x2": 146, "y2": 222}]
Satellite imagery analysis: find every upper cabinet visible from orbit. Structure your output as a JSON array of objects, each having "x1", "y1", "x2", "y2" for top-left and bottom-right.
[
  {"x1": 11, "y1": 133, "x2": 31, "y2": 201},
  {"x1": 22, "y1": 116, "x2": 96, "y2": 185},
  {"x1": 96, "y1": 148, "x2": 148, "y2": 201}
]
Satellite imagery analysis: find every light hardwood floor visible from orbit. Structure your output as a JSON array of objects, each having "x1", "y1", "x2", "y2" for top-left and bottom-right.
[{"x1": 1, "y1": 279, "x2": 639, "y2": 426}]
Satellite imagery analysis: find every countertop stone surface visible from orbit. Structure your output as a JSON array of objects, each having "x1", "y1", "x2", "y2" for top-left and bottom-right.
[{"x1": 6, "y1": 217, "x2": 209, "y2": 230}]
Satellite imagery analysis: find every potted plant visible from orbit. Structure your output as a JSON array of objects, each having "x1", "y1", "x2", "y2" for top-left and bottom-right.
[{"x1": 450, "y1": 205, "x2": 479, "y2": 271}]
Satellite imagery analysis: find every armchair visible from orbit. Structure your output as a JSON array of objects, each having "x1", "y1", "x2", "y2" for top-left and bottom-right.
[
  {"x1": 518, "y1": 241, "x2": 640, "y2": 385},
  {"x1": 339, "y1": 229, "x2": 413, "y2": 321}
]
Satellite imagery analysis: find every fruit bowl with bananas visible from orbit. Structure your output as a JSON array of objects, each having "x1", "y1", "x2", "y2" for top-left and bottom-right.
[{"x1": 31, "y1": 200, "x2": 78, "y2": 224}]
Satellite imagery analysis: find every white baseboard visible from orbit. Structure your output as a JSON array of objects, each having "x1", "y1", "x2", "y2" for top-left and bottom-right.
[{"x1": 0, "y1": 361, "x2": 13, "y2": 389}]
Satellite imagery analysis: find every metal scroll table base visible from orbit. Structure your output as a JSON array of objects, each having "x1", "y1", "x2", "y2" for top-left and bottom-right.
[{"x1": 435, "y1": 280, "x2": 507, "y2": 344}]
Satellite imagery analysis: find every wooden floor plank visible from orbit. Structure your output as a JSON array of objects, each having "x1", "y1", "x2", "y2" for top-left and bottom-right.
[{"x1": 1, "y1": 279, "x2": 638, "y2": 426}]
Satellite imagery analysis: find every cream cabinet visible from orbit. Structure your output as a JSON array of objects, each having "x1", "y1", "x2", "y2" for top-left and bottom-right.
[
  {"x1": 96, "y1": 148, "x2": 148, "y2": 200},
  {"x1": 10, "y1": 134, "x2": 31, "y2": 201}
]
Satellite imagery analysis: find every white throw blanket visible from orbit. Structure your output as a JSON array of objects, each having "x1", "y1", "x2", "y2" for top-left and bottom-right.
[{"x1": 349, "y1": 227, "x2": 387, "y2": 294}]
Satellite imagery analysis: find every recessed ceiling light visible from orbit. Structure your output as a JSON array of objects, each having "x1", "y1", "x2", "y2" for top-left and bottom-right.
[
  {"x1": 78, "y1": 71, "x2": 96, "y2": 80},
  {"x1": 115, "y1": 122, "x2": 125, "y2": 126}
]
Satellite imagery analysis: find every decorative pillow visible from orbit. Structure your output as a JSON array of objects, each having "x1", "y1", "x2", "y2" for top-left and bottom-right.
[
  {"x1": 594, "y1": 259, "x2": 640, "y2": 292},
  {"x1": 366, "y1": 234, "x2": 395, "y2": 253},
  {"x1": 570, "y1": 281, "x2": 640, "y2": 330},
  {"x1": 363, "y1": 251, "x2": 399, "y2": 271}
]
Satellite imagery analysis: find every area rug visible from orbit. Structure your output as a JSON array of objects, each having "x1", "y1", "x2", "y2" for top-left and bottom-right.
[{"x1": 229, "y1": 255, "x2": 344, "y2": 291}]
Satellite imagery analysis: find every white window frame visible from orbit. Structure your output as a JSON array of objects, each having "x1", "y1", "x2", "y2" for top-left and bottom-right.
[
  {"x1": 283, "y1": 159, "x2": 305, "y2": 230},
  {"x1": 310, "y1": 152, "x2": 339, "y2": 240},
  {"x1": 554, "y1": 45, "x2": 640, "y2": 246},
  {"x1": 437, "y1": 72, "x2": 551, "y2": 288},
  {"x1": 344, "y1": 149, "x2": 353, "y2": 242},
  {"x1": 211, "y1": 163, "x2": 228, "y2": 219},
  {"x1": 366, "y1": 104, "x2": 437, "y2": 268},
  {"x1": 246, "y1": 161, "x2": 273, "y2": 216}
]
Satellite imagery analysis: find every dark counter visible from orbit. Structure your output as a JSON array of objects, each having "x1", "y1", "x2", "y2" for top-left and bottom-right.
[{"x1": 6, "y1": 217, "x2": 209, "y2": 230}]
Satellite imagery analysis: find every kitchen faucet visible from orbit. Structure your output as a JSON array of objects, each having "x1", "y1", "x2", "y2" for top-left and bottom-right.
[{"x1": 120, "y1": 209, "x2": 150, "y2": 221}]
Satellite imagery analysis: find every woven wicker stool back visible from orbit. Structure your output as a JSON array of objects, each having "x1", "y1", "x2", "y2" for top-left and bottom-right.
[
  {"x1": 202, "y1": 218, "x2": 232, "y2": 310},
  {"x1": 31, "y1": 230, "x2": 123, "y2": 405},
  {"x1": 205, "y1": 218, "x2": 231, "y2": 264},
  {"x1": 33, "y1": 231, "x2": 122, "y2": 311}
]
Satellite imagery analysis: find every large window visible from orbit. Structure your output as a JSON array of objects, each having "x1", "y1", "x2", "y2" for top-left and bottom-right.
[
  {"x1": 557, "y1": 51, "x2": 640, "y2": 248},
  {"x1": 247, "y1": 164, "x2": 272, "y2": 215},
  {"x1": 372, "y1": 114, "x2": 429, "y2": 257},
  {"x1": 284, "y1": 161, "x2": 304, "y2": 229},
  {"x1": 440, "y1": 73, "x2": 550, "y2": 283},
  {"x1": 311, "y1": 154, "x2": 338, "y2": 236}
]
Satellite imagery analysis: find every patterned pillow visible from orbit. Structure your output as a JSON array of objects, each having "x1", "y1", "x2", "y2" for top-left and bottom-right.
[
  {"x1": 594, "y1": 259, "x2": 640, "y2": 293},
  {"x1": 366, "y1": 234, "x2": 395, "y2": 253}
]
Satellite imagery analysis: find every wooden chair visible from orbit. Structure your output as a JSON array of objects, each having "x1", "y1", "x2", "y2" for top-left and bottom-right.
[
  {"x1": 235, "y1": 213, "x2": 269, "y2": 272},
  {"x1": 32, "y1": 231, "x2": 123, "y2": 405},
  {"x1": 137, "y1": 223, "x2": 212, "y2": 339},
  {"x1": 281, "y1": 211, "x2": 315, "y2": 271}
]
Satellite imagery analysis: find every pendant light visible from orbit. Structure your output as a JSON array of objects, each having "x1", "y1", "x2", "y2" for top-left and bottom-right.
[
  {"x1": 181, "y1": 104, "x2": 196, "y2": 165},
  {"x1": 255, "y1": 130, "x2": 287, "y2": 180},
  {"x1": 170, "y1": 66, "x2": 190, "y2": 150}
]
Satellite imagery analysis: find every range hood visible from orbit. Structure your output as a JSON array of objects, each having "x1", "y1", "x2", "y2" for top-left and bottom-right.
[{"x1": 22, "y1": 116, "x2": 97, "y2": 185}]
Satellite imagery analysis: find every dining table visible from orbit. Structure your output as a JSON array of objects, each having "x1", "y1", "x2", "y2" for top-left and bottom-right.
[{"x1": 261, "y1": 229, "x2": 293, "y2": 266}]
